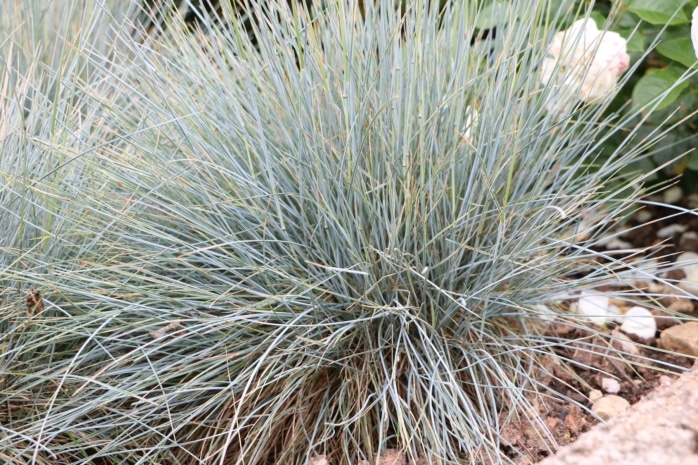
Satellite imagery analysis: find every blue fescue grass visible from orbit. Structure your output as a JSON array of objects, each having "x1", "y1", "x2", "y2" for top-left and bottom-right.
[{"x1": 0, "y1": 0, "x2": 695, "y2": 464}]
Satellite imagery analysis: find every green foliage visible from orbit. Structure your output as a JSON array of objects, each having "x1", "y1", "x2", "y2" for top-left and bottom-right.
[
  {"x1": 622, "y1": 0, "x2": 688, "y2": 25},
  {"x1": 601, "y1": 0, "x2": 698, "y2": 180},
  {"x1": 0, "y1": 1, "x2": 695, "y2": 464},
  {"x1": 479, "y1": 0, "x2": 698, "y2": 182},
  {"x1": 631, "y1": 67, "x2": 690, "y2": 111}
]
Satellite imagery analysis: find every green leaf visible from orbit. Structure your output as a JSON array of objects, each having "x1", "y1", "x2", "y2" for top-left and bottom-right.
[
  {"x1": 617, "y1": 10, "x2": 640, "y2": 28},
  {"x1": 622, "y1": 0, "x2": 689, "y2": 25},
  {"x1": 631, "y1": 68, "x2": 689, "y2": 112},
  {"x1": 590, "y1": 11, "x2": 606, "y2": 30},
  {"x1": 619, "y1": 29, "x2": 645, "y2": 52},
  {"x1": 656, "y1": 38, "x2": 697, "y2": 68},
  {"x1": 475, "y1": 1, "x2": 511, "y2": 29}
]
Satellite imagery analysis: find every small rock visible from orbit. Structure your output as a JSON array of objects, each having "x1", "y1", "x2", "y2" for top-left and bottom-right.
[
  {"x1": 656, "y1": 223, "x2": 687, "y2": 238},
  {"x1": 620, "y1": 306, "x2": 656, "y2": 339},
  {"x1": 675, "y1": 252, "x2": 698, "y2": 296},
  {"x1": 658, "y1": 284, "x2": 690, "y2": 307},
  {"x1": 680, "y1": 231, "x2": 698, "y2": 252},
  {"x1": 659, "y1": 321, "x2": 698, "y2": 357},
  {"x1": 534, "y1": 303, "x2": 556, "y2": 323},
  {"x1": 662, "y1": 186, "x2": 683, "y2": 204},
  {"x1": 667, "y1": 298, "x2": 695, "y2": 314},
  {"x1": 648, "y1": 281, "x2": 667, "y2": 294},
  {"x1": 603, "y1": 237, "x2": 633, "y2": 250},
  {"x1": 649, "y1": 307, "x2": 682, "y2": 330},
  {"x1": 592, "y1": 395, "x2": 630, "y2": 420},
  {"x1": 678, "y1": 281, "x2": 698, "y2": 298},
  {"x1": 378, "y1": 449, "x2": 406, "y2": 465},
  {"x1": 634, "y1": 209, "x2": 652, "y2": 223},
  {"x1": 308, "y1": 456, "x2": 329, "y2": 465},
  {"x1": 577, "y1": 292, "x2": 617, "y2": 325},
  {"x1": 676, "y1": 252, "x2": 698, "y2": 279},
  {"x1": 601, "y1": 377, "x2": 621, "y2": 394},
  {"x1": 588, "y1": 389, "x2": 603, "y2": 402},
  {"x1": 689, "y1": 193, "x2": 698, "y2": 209},
  {"x1": 610, "y1": 328, "x2": 642, "y2": 356}
]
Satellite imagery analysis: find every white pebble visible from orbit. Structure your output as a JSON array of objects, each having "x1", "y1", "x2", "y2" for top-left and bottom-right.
[
  {"x1": 656, "y1": 223, "x2": 687, "y2": 238},
  {"x1": 635, "y1": 209, "x2": 652, "y2": 223},
  {"x1": 601, "y1": 377, "x2": 621, "y2": 394},
  {"x1": 620, "y1": 306, "x2": 656, "y2": 339},
  {"x1": 662, "y1": 186, "x2": 683, "y2": 204},
  {"x1": 588, "y1": 389, "x2": 603, "y2": 402},
  {"x1": 604, "y1": 238, "x2": 633, "y2": 250},
  {"x1": 676, "y1": 252, "x2": 698, "y2": 295},
  {"x1": 648, "y1": 281, "x2": 666, "y2": 294},
  {"x1": 577, "y1": 292, "x2": 613, "y2": 325},
  {"x1": 534, "y1": 304, "x2": 556, "y2": 322},
  {"x1": 677, "y1": 251, "x2": 698, "y2": 280}
]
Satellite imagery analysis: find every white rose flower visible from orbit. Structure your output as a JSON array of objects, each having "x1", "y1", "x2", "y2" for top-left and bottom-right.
[
  {"x1": 692, "y1": 7, "x2": 698, "y2": 60},
  {"x1": 541, "y1": 19, "x2": 630, "y2": 112}
]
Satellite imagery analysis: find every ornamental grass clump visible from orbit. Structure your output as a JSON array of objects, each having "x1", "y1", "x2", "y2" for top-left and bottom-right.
[
  {"x1": 0, "y1": 0, "x2": 137, "y2": 273},
  {"x1": 0, "y1": 0, "x2": 694, "y2": 464}
]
